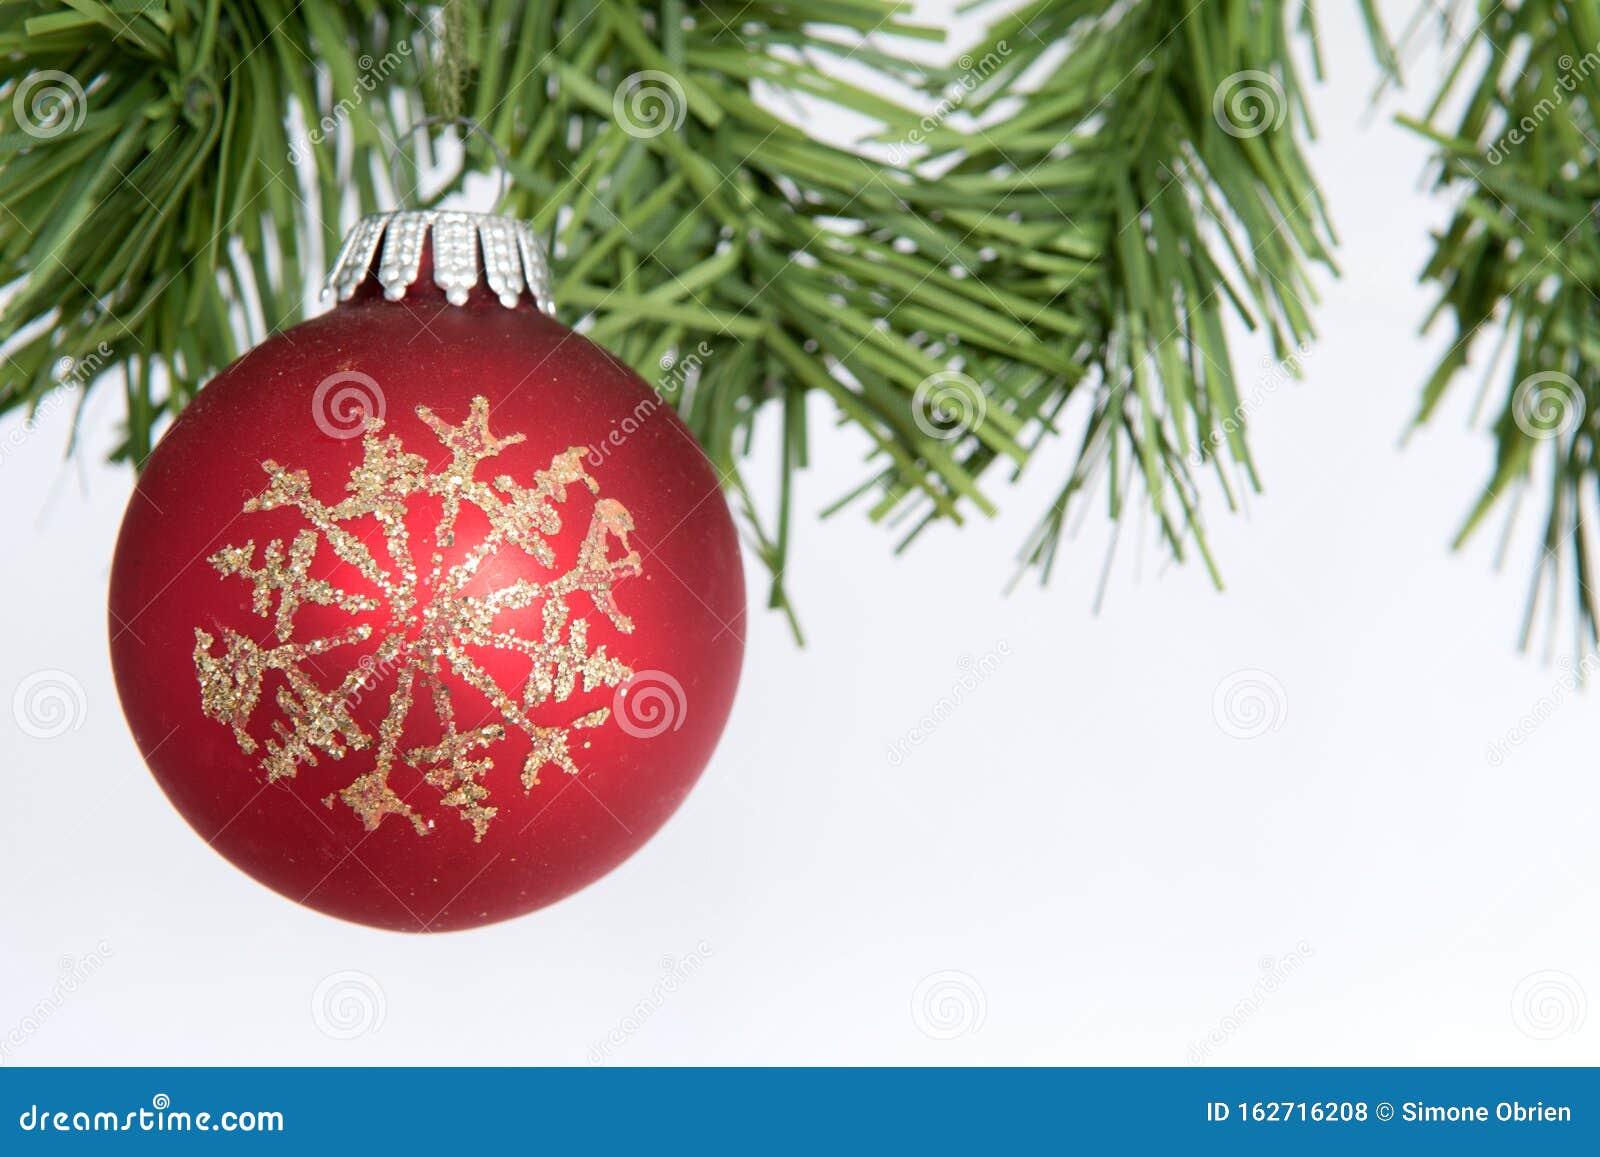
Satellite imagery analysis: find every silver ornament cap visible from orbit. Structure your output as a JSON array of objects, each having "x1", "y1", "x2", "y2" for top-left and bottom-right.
[{"x1": 323, "y1": 209, "x2": 555, "y2": 315}]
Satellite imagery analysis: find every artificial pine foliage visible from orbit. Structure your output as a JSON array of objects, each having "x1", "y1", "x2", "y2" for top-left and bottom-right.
[
  {"x1": 1, "y1": 0, "x2": 1591, "y2": 642},
  {"x1": 1404, "y1": 0, "x2": 1600, "y2": 651}
]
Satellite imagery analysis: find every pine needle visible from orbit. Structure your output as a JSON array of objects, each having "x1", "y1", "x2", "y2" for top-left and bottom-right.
[
  {"x1": 1404, "y1": 0, "x2": 1600, "y2": 651},
  {"x1": 0, "y1": 0, "x2": 1343, "y2": 622}
]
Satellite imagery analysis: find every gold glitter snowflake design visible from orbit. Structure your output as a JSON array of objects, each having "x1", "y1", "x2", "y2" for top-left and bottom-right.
[{"x1": 192, "y1": 395, "x2": 643, "y2": 841}]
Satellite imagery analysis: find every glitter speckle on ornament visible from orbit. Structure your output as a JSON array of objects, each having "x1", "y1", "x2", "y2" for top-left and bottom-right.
[{"x1": 193, "y1": 395, "x2": 644, "y2": 843}]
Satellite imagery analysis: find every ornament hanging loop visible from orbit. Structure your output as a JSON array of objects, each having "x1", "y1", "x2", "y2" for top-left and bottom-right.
[{"x1": 385, "y1": 114, "x2": 514, "y2": 210}]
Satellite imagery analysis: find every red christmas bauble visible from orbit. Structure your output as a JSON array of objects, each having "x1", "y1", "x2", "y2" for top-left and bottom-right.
[{"x1": 108, "y1": 211, "x2": 745, "y2": 931}]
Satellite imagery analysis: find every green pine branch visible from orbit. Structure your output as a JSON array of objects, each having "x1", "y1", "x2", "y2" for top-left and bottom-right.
[
  {"x1": 0, "y1": 0, "x2": 1351, "y2": 625},
  {"x1": 0, "y1": 0, "x2": 437, "y2": 458},
  {"x1": 1403, "y1": 0, "x2": 1600, "y2": 651},
  {"x1": 902, "y1": 0, "x2": 1341, "y2": 588}
]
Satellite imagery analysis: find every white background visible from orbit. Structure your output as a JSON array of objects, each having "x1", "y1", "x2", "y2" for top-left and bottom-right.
[{"x1": 2, "y1": 3, "x2": 1596, "y2": 1066}]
